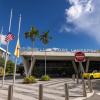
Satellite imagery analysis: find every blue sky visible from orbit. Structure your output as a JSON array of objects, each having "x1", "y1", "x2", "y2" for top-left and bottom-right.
[{"x1": 0, "y1": 0, "x2": 99, "y2": 59}]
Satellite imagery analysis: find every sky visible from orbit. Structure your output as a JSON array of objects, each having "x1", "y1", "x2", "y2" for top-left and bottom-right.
[{"x1": 0, "y1": 0, "x2": 100, "y2": 62}]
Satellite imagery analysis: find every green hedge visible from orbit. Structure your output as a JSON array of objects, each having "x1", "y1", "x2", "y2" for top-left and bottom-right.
[
  {"x1": 41, "y1": 75, "x2": 51, "y2": 81},
  {"x1": 23, "y1": 75, "x2": 37, "y2": 84}
]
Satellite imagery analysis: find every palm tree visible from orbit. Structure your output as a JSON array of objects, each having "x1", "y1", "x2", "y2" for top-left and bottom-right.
[
  {"x1": 24, "y1": 26, "x2": 39, "y2": 76},
  {"x1": 40, "y1": 31, "x2": 52, "y2": 75}
]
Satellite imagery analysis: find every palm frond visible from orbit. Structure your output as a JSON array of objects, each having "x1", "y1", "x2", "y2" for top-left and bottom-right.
[
  {"x1": 40, "y1": 30, "x2": 51, "y2": 45},
  {"x1": 24, "y1": 26, "x2": 39, "y2": 43}
]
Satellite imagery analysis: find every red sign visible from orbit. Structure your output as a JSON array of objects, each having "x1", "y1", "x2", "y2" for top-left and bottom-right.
[{"x1": 75, "y1": 51, "x2": 85, "y2": 62}]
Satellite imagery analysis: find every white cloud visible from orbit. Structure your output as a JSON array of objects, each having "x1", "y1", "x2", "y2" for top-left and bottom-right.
[
  {"x1": 66, "y1": 0, "x2": 93, "y2": 22},
  {"x1": 66, "y1": 4, "x2": 82, "y2": 21},
  {"x1": 65, "y1": 0, "x2": 100, "y2": 43},
  {"x1": 60, "y1": 25, "x2": 71, "y2": 33}
]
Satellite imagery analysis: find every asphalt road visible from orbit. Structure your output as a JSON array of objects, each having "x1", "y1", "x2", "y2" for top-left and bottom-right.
[
  {"x1": 0, "y1": 76, "x2": 100, "y2": 100},
  {"x1": 84, "y1": 79, "x2": 100, "y2": 100}
]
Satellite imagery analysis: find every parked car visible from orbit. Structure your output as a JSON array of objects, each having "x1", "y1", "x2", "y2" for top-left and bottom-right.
[{"x1": 83, "y1": 70, "x2": 100, "y2": 79}]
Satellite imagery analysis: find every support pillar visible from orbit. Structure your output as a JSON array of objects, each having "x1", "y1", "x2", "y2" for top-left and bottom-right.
[
  {"x1": 72, "y1": 61, "x2": 79, "y2": 83},
  {"x1": 79, "y1": 62, "x2": 85, "y2": 73},
  {"x1": 79, "y1": 62, "x2": 87, "y2": 97},
  {"x1": 86, "y1": 59, "x2": 90, "y2": 73},
  {"x1": 28, "y1": 57, "x2": 36, "y2": 75},
  {"x1": 22, "y1": 56, "x2": 28, "y2": 76},
  {"x1": 72, "y1": 61, "x2": 78, "y2": 74}
]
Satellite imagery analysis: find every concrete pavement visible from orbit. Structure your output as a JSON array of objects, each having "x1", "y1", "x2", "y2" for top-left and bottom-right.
[
  {"x1": 83, "y1": 93, "x2": 100, "y2": 100},
  {"x1": 0, "y1": 78, "x2": 94, "y2": 100},
  {"x1": 83, "y1": 79, "x2": 100, "y2": 100}
]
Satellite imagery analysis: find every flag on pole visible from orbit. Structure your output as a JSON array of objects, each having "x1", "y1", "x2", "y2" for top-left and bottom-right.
[
  {"x1": 13, "y1": 14, "x2": 21, "y2": 85},
  {"x1": 2, "y1": 9, "x2": 13, "y2": 87},
  {"x1": 5, "y1": 32, "x2": 15, "y2": 42},
  {"x1": 0, "y1": 34, "x2": 7, "y2": 45},
  {"x1": 14, "y1": 38, "x2": 20, "y2": 58}
]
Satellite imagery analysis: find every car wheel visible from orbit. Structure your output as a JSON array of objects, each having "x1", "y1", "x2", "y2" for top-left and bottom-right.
[{"x1": 90, "y1": 75, "x2": 94, "y2": 79}]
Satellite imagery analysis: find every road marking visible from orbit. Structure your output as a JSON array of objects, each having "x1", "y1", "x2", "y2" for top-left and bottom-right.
[
  {"x1": 96, "y1": 92, "x2": 100, "y2": 95},
  {"x1": 73, "y1": 90, "x2": 94, "y2": 100}
]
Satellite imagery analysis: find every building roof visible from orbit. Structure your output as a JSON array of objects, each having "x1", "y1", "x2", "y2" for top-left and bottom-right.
[{"x1": 20, "y1": 48, "x2": 100, "y2": 61}]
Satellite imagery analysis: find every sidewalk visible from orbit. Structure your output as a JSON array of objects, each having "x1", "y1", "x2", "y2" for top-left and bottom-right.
[
  {"x1": 83, "y1": 93, "x2": 100, "y2": 100},
  {"x1": 0, "y1": 78, "x2": 94, "y2": 100}
]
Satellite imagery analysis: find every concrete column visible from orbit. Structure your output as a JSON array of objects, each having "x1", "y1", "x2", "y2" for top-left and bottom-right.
[
  {"x1": 79, "y1": 62, "x2": 85, "y2": 73},
  {"x1": 72, "y1": 61, "x2": 79, "y2": 83},
  {"x1": 88, "y1": 77, "x2": 93, "y2": 92},
  {"x1": 28, "y1": 57, "x2": 36, "y2": 75},
  {"x1": 39, "y1": 84, "x2": 43, "y2": 100},
  {"x1": 72, "y1": 61, "x2": 78, "y2": 74},
  {"x1": 65, "y1": 83, "x2": 69, "y2": 100},
  {"x1": 82, "y1": 77, "x2": 87, "y2": 97},
  {"x1": 8, "y1": 85, "x2": 13, "y2": 100},
  {"x1": 86, "y1": 59, "x2": 90, "y2": 73},
  {"x1": 79, "y1": 62, "x2": 87, "y2": 97},
  {"x1": 22, "y1": 56, "x2": 28, "y2": 76}
]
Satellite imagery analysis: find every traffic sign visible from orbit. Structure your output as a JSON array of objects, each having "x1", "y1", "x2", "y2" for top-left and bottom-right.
[{"x1": 75, "y1": 51, "x2": 85, "y2": 62}]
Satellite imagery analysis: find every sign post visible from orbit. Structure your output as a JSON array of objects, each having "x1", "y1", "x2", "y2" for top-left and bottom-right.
[{"x1": 75, "y1": 51, "x2": 87, "y2": 97}]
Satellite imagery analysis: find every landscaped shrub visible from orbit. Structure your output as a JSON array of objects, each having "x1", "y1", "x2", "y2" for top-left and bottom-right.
[
  {"x1": 23, "y1": 75, "x2": 37, "y2": 84},
  {"x1": 41, "y1": 75, "x2": 51, "y2": 81}
]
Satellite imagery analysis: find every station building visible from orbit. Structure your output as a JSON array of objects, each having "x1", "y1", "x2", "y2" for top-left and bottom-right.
[
  {"x1": 0, "y1": 47, "x2": 10, "y2": 74},
  {"x1": 0, "y1": 47, "x2": 10, "y2": 58},
  {"x1": 20, "y1": 48, "x2": 100, "y2": 77}
]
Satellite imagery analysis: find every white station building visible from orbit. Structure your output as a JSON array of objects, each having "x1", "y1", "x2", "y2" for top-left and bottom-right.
[
  {"x1": 20, "y1": 48, "x2": 100, "y2": 76},
  {"x1": 0, "y1": 47, "x2": 10, "y2": 59}
]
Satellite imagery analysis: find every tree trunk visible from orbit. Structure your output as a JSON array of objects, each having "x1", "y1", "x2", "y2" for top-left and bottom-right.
[{"x1": 44, "y1": 47, "x2": 47, "y2": 76}]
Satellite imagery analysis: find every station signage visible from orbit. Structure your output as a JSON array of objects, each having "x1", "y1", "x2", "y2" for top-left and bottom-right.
[{"x1": 75, "y1": 51, "x2": 85, "y2": 62}]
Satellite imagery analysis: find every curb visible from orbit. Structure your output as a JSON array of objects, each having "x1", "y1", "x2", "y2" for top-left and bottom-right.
[{"x1": 73, "y1": 90, "x2": 94, "y2": 100}]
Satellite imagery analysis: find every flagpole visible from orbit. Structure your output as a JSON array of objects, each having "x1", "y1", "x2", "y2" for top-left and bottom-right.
[
  {"x1": 13, "y1": 57, "x2": 17, "y2": 85},
  {"x1": 1, "y1": 26, "x2": 3, "y2": 34},
  {"x1": 0, "y1": 26, "x2": 3, "y2": 46},
  {"x1": 13, "y1": 14, "x2": 21, "y2": 85},
  {"x1": 2, "y1": 9, "x2": 13, "y2": 87}
]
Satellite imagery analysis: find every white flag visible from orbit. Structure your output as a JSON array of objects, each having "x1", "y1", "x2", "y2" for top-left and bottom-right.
[{"x1": 0, "y1": 34, "x2": 7, "y2": 45}]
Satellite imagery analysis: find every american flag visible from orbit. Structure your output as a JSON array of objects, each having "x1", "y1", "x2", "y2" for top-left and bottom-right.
[{"x1": 5, "y1": 33, "x2": 15, "y2": 42}]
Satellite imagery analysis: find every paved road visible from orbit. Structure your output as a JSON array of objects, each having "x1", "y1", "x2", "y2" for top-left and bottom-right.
[
  {"x1": 84, "y1": 94, "x2": 100, "y2": 100},
  {"x1": 0, "y1": 78, "x2": 85, "y2": 100},
  {"x1": 84, "y1": 79, "x2": 100, "y2": 100},
  {"x1": 0, "y1": 78, "x2": 100, "y2": 100}
]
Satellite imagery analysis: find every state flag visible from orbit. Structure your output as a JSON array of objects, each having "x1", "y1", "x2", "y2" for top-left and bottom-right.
[{"x1": 14, "y1": 39, "x2": 20, "y2": 58}]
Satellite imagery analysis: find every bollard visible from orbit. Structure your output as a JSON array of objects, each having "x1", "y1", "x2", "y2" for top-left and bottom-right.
[
  {"x1": 65, "y1": 83, "x2": 69, "y2": 100},
  {"x1": 82, "y1": 78, "x2": 87, "y2": 97},
  {"x1": 88, "y1": 77, "x2": 93, "y2": 92},
  {"x1": 8, "y1": 85, "x2": 13, "y2": 100},
  {"x1": 72, "y1": 74, "x2": 75, "y2": 81},
  {"x1": 39, "y1": 84, "x2": 43, "y2": 100},
  {"x1": 76, "y1": 74, "x2": 79, "y2": 84}
]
